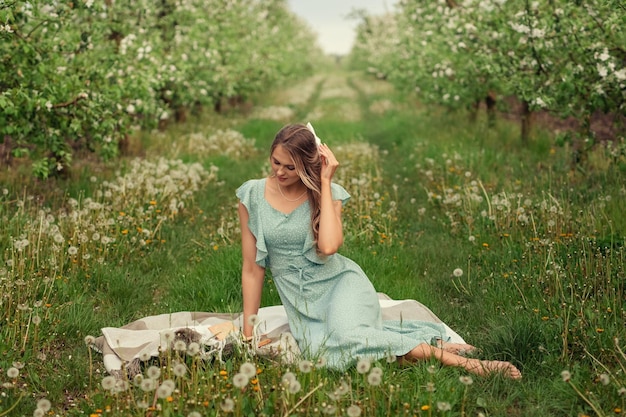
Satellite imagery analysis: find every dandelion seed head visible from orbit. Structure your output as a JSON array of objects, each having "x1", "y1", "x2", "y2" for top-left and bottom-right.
[
  {"x1": 173, "y1": 340, "x2": 187, "y2": 352},
  {"x1": 347, "y1": 404, "x2": 362, "y2": 417},
  {"x1": 233, "y1": 372, "x2": 249, "y2": 388},
  {"x1": 36, "y1": 398, "x2": 51, "y2": 412},
  {"x1": 289, "y1": 380, "x2": 302, "y2": 394},
  {"x1": 156, "y1": 384, "x2": 172, "y2": 399},
  {"x1": 282, "y1": 371, "x2": 296, "y2": 386},
  {"x1": 220, "y1": 398, "x2": 235, "y2": 412},
  {"x1": 187, "y1": 342, "x2": 200, "y2": 356},
  {"x1": 599, "y1": 373, "x2": 610, "y2": 386},
  {"x1": 356, "y1": 357, "x2": 371, "y2": 374},
  {"x1": 101, "y1": 375, "x2": 116, "y2": 390},
  {"x1": 67, "y1": 246, "x2": 78, "y2": 255},
  {"x1": 84, "y1": 335, "x2": 96, "y2": 345},
  {"x1": 561, "y1": 370, "x2": 571, "y2": 382},
  {"x1": 146, "y1": 365, "x2": 161, "y2": 379},
  {"x1": 6, "y1": 367, "x2": 19, "y2": 378},
  {"x1": 298, "y1": 360, "x2": 314, "y2": 373},
  {"x1": 139, "y1": 352, "x2": 151, "y2": 362},
  {"x1": 459, "y1": 375, "x2": 473, "y2": 385},
  {"x1": 240, "y1": 362, "x2": 256, "y2": 378},
  {"x1": 247, "y1": 314, "x2": 259, "y2": 326},
  {"x1": 173, "y1": 363, "x2": 187, "y2": 377},
  {"x1": 453, "y1": 268, "x2": 463, "y2": 277},
  {"x1": 33, "y1": 408, "x2": 45, "y2": 417},
  {"x1": 437, "y1": 401, "x2": 451, "y2": 411},
  {"x1": 367, "y1": 372, "x2": 382, "y2": 386}
]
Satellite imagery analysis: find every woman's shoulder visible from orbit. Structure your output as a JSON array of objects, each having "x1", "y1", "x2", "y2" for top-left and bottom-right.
[{"x1": 236, "y1": 178, "x2": 266, "y2": 200}]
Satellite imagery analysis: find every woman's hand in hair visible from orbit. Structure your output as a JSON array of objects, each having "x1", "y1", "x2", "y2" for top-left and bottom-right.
[{"x1": 318, "y1": 144, "x2": 339, "y2": 182}]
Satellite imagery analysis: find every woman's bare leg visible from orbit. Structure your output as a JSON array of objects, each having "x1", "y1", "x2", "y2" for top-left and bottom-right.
[
  {"x1": 435, "y1": 340, "x2": 476, "y2": 355},
  {"x1": 403, "y1": 343, "x2": 522, "y2": 380}
]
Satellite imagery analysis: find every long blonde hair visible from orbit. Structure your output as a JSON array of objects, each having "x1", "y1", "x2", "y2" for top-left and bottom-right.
[{"x1": 270, "y1": 124, "x2": 323, "y2": 244}]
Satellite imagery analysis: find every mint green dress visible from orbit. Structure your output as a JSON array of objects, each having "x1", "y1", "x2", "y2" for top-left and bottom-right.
[{"x1": 237, "y1": 178, "x2": 447, "y2": 370}]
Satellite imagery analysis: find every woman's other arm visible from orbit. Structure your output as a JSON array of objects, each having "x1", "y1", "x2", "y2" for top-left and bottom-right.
[{"x1": 238, "y1": 202, "x2": 266, "y2": 338}]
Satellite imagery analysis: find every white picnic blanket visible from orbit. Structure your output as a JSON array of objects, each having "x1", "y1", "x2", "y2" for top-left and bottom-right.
[{"x1": 92, "y1": 294, "x2": 465, "y2": 376}]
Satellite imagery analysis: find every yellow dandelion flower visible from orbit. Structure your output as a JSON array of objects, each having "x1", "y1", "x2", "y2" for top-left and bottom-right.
[
  {"x1": 119, "y1": 211, "x2": 125, "y2": 217},
  {"x1": 156, "y1": 209, "x2": 161, "y2": 213},
  {"x1": 137, "y1": 227, "x2": 143, "y2": 233},
  {"x1": 167, "y1": 396, "x2": 173, "y2": 402},
  {"x1": 542, "y1": 316, "x2": 549, "y2": 321},
  {"x1": 121, "y1": 229, "x2": 128, "y2": 235},
  {"x1": 150, "y1": 200, "x2": 157, "y2": 206},
  {"x1": 482, "y1": 243, "x2": 489, "y2": 248},
  {"x1": 421, "y1": 405, "x2": 431, "y2": 411},
  {"x1": 596, "y1": 328, "x2": 604, "y2": 333},
  {"x1": 250, "y1": 378, "x2": 258, "y2": 385},
  {"x1": 614, "y1": 408, "x2": 622, "y2": 413},
  {"x1": 213, "y1": 244, "x2": 219, "y2": 251},
  {"x1": 219, "y1": 370, "x2": 228, "y2": 376}
]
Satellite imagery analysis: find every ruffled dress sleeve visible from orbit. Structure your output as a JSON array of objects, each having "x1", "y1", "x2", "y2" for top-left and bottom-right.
[
  {"x1": 236, "y1": 179, "x2": 268, "y2": 268},
  {"x1": 331, "y1": 182, "x2": 350, "y2": 206}
]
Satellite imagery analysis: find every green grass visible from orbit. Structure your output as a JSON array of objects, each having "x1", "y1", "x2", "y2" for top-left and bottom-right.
[{"x1": 1, "y1": 68, "x2": 625, "y2": 416}]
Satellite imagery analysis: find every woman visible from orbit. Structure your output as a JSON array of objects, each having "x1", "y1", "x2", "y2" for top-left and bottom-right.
[{"x1": 236, "y1": 123, "x2": 521, "y2": 378}]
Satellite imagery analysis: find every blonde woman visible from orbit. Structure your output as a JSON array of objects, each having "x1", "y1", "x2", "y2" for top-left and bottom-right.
[{"x1": 237, "y1": 123, "x2": 521, "y2": 379}]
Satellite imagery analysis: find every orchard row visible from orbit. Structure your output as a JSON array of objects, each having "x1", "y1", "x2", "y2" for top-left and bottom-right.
[
  {"x1": 0, "y1": 0, "x2": 321, "y2": 177},
  {"x1": 350, "y1": 0, "x2": 625, "y2": 142}
]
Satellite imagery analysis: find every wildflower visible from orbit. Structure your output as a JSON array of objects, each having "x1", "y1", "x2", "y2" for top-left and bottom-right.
[
  {"x1": 220, "y1": 398, "x2": 235, "y2": 412},
  {"x1": 84, "y1": 335, "x2": 96, "y2": 346},
  {"x1": 36, "y1": 398, "x2": 51, "y2": 412},
  {"x1": 425, "y1": 382, "x2": 435, "y2": 392},
  {"x1": 599, "y1": 373, "x2": 610, "y2": 386},
  {"x1": 188, "y1": 412, "x2": 202, "y2": 417},
  {"x1": 459, "y1": 375, "x2": 473, "y2": 385},
  {"x1": 427, "y1": 365, "x2": 436, "y2": 374},
  {"x1": 437, "y1": 402, "x2": 451, "y2": 411},
  {"x1": 346, "y1": 404, "x2": 362, "y2": 417},
  {"x1": 6, "y1": 367, "x2": 19, "y2": 378},
  {"x1": 468, "y1": 235, "x2": 475, "y2": 242},
  {"x1": 133, "y1": 374, "x2": 144, "y2": 386},
  {"x1": 421, "y1": 404, "x2": 431, "y2": 411},
  {"x1": 561, "y1": 370, "x2": 571, "y2": 382},
  {"x1": 156, "y1": 383, "x2": 173, "y2": 399},
  {"x1": 173, "y1": 340, "x2": 187, "y2": 352},
  {"x1": 453, "y1": 268, "x2": 463, "y2": 277},
  {"x1": 298, "y1": 360, "x2": 314, "y2": 373},
  {"x1": 139, "y1": 352, "x2": 151, "y2": 362},
  {"x1": 146, "y1": 366, "x2": 161, "y2": 379},
  {"x1": 315, "y1": 356, "x2": 327, "y2": 368},
  {"x1": 136, "y1": 399, "x2": 150, "y2": 409},
  {"x1": 101, "y1": 376, "x2": 116, "y2": 390},
  {"x1": 322, "y1": 404, "x2": 337, "y2": 415},
  {"x1": 160, "y1": 329, "x2": 175, "y2": 347},
  {"x1": 140, "y1": 378, "x2": 156, "y2": 392},
  {"x1": 281, "y1": 372, "x2": 296, "y2": 386},
  {"x1": 68, "y1": 246, "x2": 78, "y2": 255},
  {"x1": 367, "y1": 371, "x2": 382, "y2": 386},
  {"x1": 187, "y1": 342, "x2": 200, "y2": 356},
  {"x1": 32, "y1": 316, "x2": 41, "y2": 325},
  {"x1": 356, "y1": 357, "x2": 371, "y2": 374},
  {"x1": 370, "y1": 366, "x2": 383, "y2": 376},
  {"x1": 162, "y1": 379, "x2": 175, "y2": 390},
  {"x1": 288, "y1": 380, "x2": 302, "y2": 394},
  {"x1": 240, "y1": 362, "x2": 256, "y2": 379},
  {"x1": 33, "y1": 409, "x2": 45, "y2": 417},
  {"x1": 618, "y1": 387, "x2": 626, "y2": 396},
  {"x1": 247, "y1": 314, "x2": 259, "y2": 326},
  {"x1": 233, "y1": 372, "x2": 249, "y2": 388},
  {"x1": 173, "y1": 363, "x2": 187, "y2": 377}
]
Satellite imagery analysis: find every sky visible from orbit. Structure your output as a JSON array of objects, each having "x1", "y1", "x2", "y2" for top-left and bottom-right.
[{"x1": 287, "y1": 0, "x2": 397, "y2": 56}]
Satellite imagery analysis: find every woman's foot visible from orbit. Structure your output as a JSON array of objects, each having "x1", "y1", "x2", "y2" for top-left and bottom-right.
[
  {"x1": 436, "y1": 340, "x2": 476, "y2": 356},
  {"x1": 465, "y1": 359, "x2": 522, "y2": 379}
]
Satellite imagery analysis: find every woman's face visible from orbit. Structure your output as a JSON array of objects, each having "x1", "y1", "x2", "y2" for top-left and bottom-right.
[{"x1": 271, "y1": 145, "x2": 302, "y2": 186}]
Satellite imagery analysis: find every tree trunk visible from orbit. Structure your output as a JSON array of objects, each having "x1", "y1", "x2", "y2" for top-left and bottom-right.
[{"x1": 520, "y1": 100, "x2": 532, "y2": 145}]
